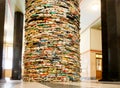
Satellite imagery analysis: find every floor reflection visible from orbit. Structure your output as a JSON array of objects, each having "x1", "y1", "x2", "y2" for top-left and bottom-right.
[
  {"x1": 0, "y1": 80, "x2": 120, "y2": 88},
  {"x1": 0, "y1": 82, "x2": 20, "y2": 88},
  {"x1": 41, "y1": 82, "x2": 80, "y2": 88}
]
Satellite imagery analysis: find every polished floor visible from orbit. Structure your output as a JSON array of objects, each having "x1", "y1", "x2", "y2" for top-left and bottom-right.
[{"x1": 0, "y1": 79, "x2": 120, "y2": 88}]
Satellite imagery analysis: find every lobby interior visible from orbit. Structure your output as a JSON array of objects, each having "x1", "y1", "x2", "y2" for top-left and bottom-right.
[{"x1": 0, "y1": 0, "x2": 120, "y2": 88}]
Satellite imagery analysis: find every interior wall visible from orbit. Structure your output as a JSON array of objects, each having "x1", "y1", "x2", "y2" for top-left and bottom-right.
[
  {"x1": 90, "y1": 28, "x2": 102, "y2": 79},
  {"x1": 4, "y1": 0, "x2": 14, "y2": 43},
  {"x1": 80, "y1": 28, "x2": 90, "y2": 53},
  {"x1": 90, "y1": 52, "x2": 96, "y2": 79},
  {"x1": 80, "y1": 28, "x2": 91, "y2": 80},
  {"x1": 81, "y1": 52, "x2": 91, "y2": 80},
  {"x1": 90, "y1": 28, "x2": 102, "y2": 51},
  {"x1": 4, "y1": 0, "x2": 25, "y2": 78},
  {"x1": 80, "y1": 27, "x2": 102, "y2": 80},
  {"x1": 3, "y1": 0, "x2": 15, "y2": 78}
]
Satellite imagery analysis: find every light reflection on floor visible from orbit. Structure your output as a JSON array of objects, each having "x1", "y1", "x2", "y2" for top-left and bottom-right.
[{"x1": 0, "y1": 80, "x2": 120, "y2": 88}]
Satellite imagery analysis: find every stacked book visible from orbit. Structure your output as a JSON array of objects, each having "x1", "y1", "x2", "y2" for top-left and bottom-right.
[{"x1": 24, "y1": 0, "x2": 80, "y2": 82}]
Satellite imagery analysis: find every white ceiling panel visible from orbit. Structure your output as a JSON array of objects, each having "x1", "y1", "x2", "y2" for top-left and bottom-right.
[
  {"x1": 15, "y1": 0, "x2": 25, "y2": 13},
  {"x1": 80, "y1": 0, "x2": 101, "y2": 30}
]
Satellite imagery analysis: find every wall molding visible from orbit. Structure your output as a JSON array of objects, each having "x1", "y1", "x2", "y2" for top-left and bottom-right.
[{"x1": 81, "y1": 49, "x2": 102, "y2": 55}]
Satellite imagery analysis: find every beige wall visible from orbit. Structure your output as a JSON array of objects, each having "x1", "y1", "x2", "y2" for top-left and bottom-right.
[
  {"x1": 90, "y1": 28, "x2": 102, "y2": 51},
  {"x1": 80, "y1": 28, "x2": 91, "y2": 80},
  {"x1": 90, "y1": 28, "x2": 102, "y2": 79},
  {"x1": 3, "y1": 0, "x2": 14, "y2": 78},
  {"x1": 81, "y1": 52, "x2": 91, "y2": 80},
  {"x1": 80, "y1": 27, "x2": 102, "y2": 80},
  {"x1": 4, "y1": 69, "x2": 12, "y2": 78},
  {"x1": 80, "y1": 28, "x2": 90, "y2": 53}
]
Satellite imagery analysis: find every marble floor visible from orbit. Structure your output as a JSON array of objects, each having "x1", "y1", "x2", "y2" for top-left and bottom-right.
[{"x1": 0, "y1": 80, "x2": 120, "y2": 88}]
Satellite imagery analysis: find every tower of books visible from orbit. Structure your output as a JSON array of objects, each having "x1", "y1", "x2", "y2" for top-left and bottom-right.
[{"x1": 24, "y1": 0, "x2": 80, "y2": 82}]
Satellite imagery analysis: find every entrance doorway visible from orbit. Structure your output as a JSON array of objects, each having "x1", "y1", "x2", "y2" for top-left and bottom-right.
[
  {"x1": 96, "y1": 54, "x2": 102, "y2": 80},
  {"x1": 3, "y1": 43, "x2": 13, "y2": 80}
]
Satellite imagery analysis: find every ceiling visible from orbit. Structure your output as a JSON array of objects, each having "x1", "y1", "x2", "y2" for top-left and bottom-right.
[
  {"x1": 91, "y1": 19, "x2": 101, "y2": 29},
  {"x1": 14, "y1": 0, "x2": 101, "y2": 29},
  {"x1": 80, "y1": 0, "x2": 101, "y2": 30},
  {"x1": 15, "y1": 0, "x2": 25, "y2": 13}
]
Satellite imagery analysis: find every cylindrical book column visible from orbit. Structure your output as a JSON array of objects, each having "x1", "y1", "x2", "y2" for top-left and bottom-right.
[{"x1": 24, "y1": 0, "x2": 80, "y2": 82}]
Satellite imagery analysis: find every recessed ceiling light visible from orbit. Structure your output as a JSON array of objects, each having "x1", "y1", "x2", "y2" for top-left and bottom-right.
[{"x1": 91, "y1": 4, "x2": 99, "y2": 11}]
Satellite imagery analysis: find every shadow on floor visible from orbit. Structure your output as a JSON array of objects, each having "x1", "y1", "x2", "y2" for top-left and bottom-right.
[{"x1": 40, "y1": 82, "x2": 80, "y2": 88}]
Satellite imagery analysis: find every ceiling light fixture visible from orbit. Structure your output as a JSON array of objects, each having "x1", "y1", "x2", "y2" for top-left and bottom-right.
[{"x1": 91, "y1": 4, "x2": 100, "y2": 11}]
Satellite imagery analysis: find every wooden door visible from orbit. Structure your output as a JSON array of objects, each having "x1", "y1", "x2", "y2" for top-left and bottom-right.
[{"x1": 96, "y1": 58, "x2": 102, "y2": 80}]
